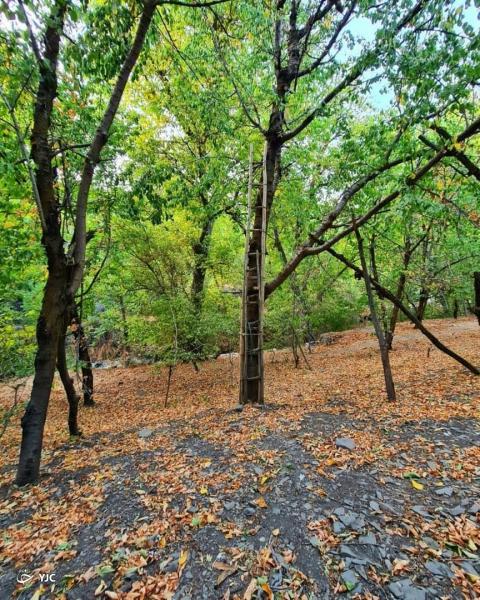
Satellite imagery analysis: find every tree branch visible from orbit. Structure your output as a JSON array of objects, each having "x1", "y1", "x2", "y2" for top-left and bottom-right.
[{"x1": 327, "y1": 246, "x2": 479, "y2": 375}]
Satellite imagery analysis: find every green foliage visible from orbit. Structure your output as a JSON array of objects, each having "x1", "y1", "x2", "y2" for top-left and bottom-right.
[{"x1": 0, "y1": 0, "x2": 479, "y2": 378}]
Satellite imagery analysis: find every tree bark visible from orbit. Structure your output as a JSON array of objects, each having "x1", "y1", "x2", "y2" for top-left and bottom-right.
[
  {"x1": 57, "y1": 329, "x2": 81, "y2": 436},
  {"x1": 70, "y1": 306, "x2": 94, "y2": 406},
  {"x1": 355, "y1": 230, "x2": 396, "y2": 401},
  {"x1": 16, "y1": 0, "x2": 69, "y2": 486},
  {"x1": 16, "y1": 257, "x2": 68, "y2": 485},
  {"x1": 17, "y1": 1, "x2": 154, "y2": 485},
  {"x1": 415, "y1": 287, "x2": 429, "y2": 323},
  {"x1": 386, "y1": 245, "x2": 412, "y2": 349},
  {"x1": 191, "y1": 216, "x2": 214, "y2": 314},
  {"x1": 474, "y1": 272, "x2": 480, "y2": 325},
  {"x1": 239, "y1": 139, "x2": 280, "y2": 404}
]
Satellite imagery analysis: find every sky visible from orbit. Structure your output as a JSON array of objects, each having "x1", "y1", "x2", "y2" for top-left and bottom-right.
[{"x1": 344, "y1": 0, "x2": 480, "y2": 109}]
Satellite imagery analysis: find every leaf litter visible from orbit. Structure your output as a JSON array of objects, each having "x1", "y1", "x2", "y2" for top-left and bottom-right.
[{"x1": 0, "y1": 318, "x2": 479, "y2": 598}]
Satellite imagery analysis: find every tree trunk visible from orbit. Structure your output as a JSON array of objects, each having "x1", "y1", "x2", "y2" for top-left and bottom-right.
[
  {"x1": 191, "y1": 217, "x2": 214, "y2": 314},
  {"x1": 239, "y1": 140, "x2": 280, "y2": 404},
  {"x1": 16, "y1": 0, "x2": 154, "y2": 485},
  {"x1": 119, "y1": 296, "x2": 129, "y2": 345},
  {"x1": 386, "y1": 246, "x2": 412, "y2": 349},
  {"x1": 70, "y1": 306, "x2": 94, "y2": 406},
  {"x1": 327, "y1": 246, "x2": 480, "y2": 375},
  {"x1": 474, "y1": 272, "x2": 480, "y2": 325},
  {"x1": 415, "y1": 287, "x2": 429, "y2": 323},
  {"x1": 16, "y1": 258, "x2": 68, "y2": 485},
  {"x1": 355, "y1": 230, "x2": 396, "y2": 401},
  {"x1": 453, "y1": 297, "x2": 459, "y2": 319},
  {"x1": 188, "y1": 216, "x2": 214, "y2": 364},
  {"x1": 57, "y1": 328, "x2": 81, "y2": 436}
]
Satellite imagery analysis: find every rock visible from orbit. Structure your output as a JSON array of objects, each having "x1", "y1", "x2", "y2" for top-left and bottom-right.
[
  {"x1": 163, "y1": 559, "x2": 179, "y2": 573},
  {"x1": 244, "y1": 507, "x2": 256, "y2": 517},
  {"x1": 333, "y1": 521, "x2": 345, "y2": 534},
  {"x1": 460, "y1": 561, "x2": 479, "y2": 577},
  {"x1": 448, "y1": 505, "x2": 465, "y2": 517},
  {"x1": 223, "y1": 501, "x2": 235, "y2": 511},
  {"x1": 335, "y1": 437, "x2": 356, "y2": 451},
  {"x1": 425, "y1": 560, "x2": 454, "y2": 578},
  {"x1": 468, "y1": 502, "x2": 480, "y2": 514},
  {"x1": 341, "y1": 569, "x2": 360, "y2": 592},
  {"x1": 369, "y1": 500, "x2": 380, "y2": 512},
  {"x1": 388, "y1": 579, "x2": 426, "y2": 600},
  {"x1": 351, "y1": 515, "x2": 366, "y2": 531},
  {"x1": 423, "y1": 537, "x2": 440, "y2": 550},
  {"x1": 358, "y1": 533, "x2": 376, "y2": 545},
  {"x1": 412, "y1": 505, "x2": 431, "y2": 518},
  {"x1": 434, "y1": 486, "x2": 453, "y2": 497},
  {"x1": 138, "y1": 427, "x2": 153, "y2": 439},
  {"x1": 233, "y1": 404, "x2": 244, "y2": 413},
  {"x1": 338, "y1": 510, "x2": 359, "y2": 527}
]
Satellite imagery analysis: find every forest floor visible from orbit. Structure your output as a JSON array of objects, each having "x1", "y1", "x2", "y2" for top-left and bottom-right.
[{"x1": 0, "y1": 317, "x2": 479, "y2": 600}]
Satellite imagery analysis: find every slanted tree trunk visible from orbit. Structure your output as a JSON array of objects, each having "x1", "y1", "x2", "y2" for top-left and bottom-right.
[
  {"x1": 57, "y1": 327, "x2": 81, "y2": 436},
  {"x1": 17, "y1": 250, "x2": 70, "y2": 484},
  {"x1": 355, "y1": 229, "x2": 396, "y2": 401},
  {"x1": 386, "y1": 244, "x2": 413, "y2": 349},
  {"x1": 70, "y1": 306, "x2": 94, "y2": 406},
  {"x1": 17, "y1": 1, "x2": 155, "y2": 485},
  {"x1": 327, "y1": 246, "x2": 480, "y2": 375},
  {"x1": 474, "y1": 272, "x2": 480, "y2": 325}
]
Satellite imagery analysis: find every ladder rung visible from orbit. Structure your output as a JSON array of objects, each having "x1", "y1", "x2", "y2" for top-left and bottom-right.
[{"x1": 245, "y1": 375, "x2": 262, "y2": 381}]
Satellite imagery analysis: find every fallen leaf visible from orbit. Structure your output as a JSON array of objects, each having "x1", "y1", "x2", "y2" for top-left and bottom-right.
[
  {"x1": 411, "y1": 479, "x2": 424, "y2": 490},
  {"x1": 254, "y1": 496, "x2": 268, "y2": 508}
]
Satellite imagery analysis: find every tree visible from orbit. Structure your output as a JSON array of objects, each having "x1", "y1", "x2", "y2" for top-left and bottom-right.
[
  {"x1": 13, "y1": 0, "x2": 230, "y2": 486},
  {"x1": 211, "y1": 0, "x2": 480, "y2": 403}
]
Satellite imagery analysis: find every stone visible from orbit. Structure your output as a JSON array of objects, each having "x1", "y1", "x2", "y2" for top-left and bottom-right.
[
  {"x1": 244, "y1": 507, "x2": 256, "y2": 517},
  {"x1": 335, "y1": 437, "x2": 356, "y2": 451},
  {"x1": 468, "y1": 502, "x2": 480, "y2": 514},
  {"x1": 460, "y1": 561, "x2": 479, "y2": 577},
  {"x1": 138, "y1": 427, "x2": 153, "y2": 439},
  {"x1": 423, "y1": 537, "x2": 440, "y2": 550},
  {"x1": 358, "y1": 533, "x2": 376, "y2": 545},
  {"x1": 448, "y1": 505, "x2": 465, "y2": 517},
  {"x1": 425, "y1": 560, "x2": 453, "y2": 578},
  {"x1": 412, "y1": 505, "x2": 431, "y2": 518},
  {"x1": 341, "y1": 569, "x2": 359, "y2": 591},
  {"x1": 223, "y1": 501, "x2": 235, "y2": 511},
  {"x1": 388, "y1": 579, "x2": 426, "y2": 600},
  {"x1": 434, "y1": 486, "x2": 453, "y2": 497},
  {"x1": 338, "y1": 510, "x2": 359, "y2": 527},
  {"x1": 333, "y1": 521, "x2": 345, "y2": 534}
]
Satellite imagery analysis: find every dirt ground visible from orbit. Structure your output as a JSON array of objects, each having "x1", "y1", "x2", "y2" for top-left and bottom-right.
[{"x1": 0, "y1": 318, "x2": 479, "y2": 599}]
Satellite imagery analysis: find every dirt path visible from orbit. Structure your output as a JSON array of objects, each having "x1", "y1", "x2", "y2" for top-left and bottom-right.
[{"x1": 0, "y1": 318, "x2": 479, "y2": 599}]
